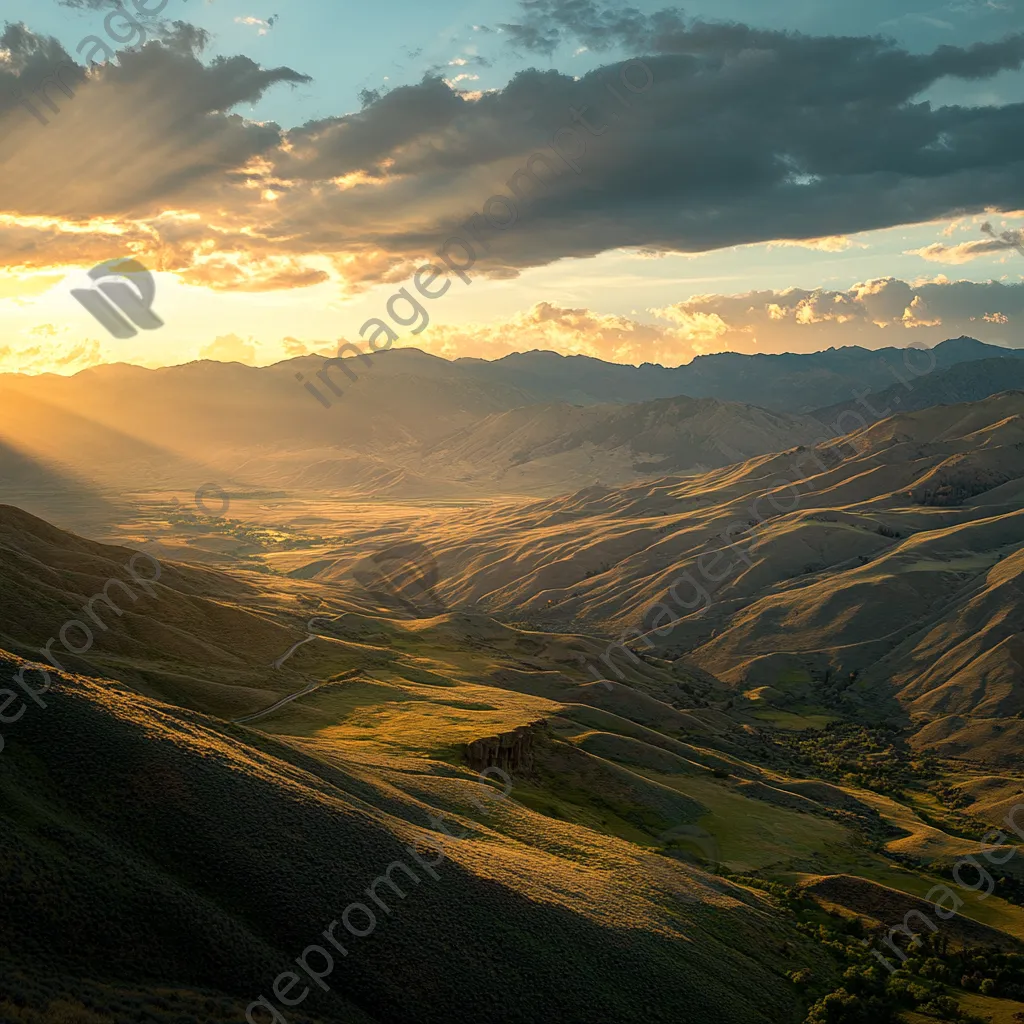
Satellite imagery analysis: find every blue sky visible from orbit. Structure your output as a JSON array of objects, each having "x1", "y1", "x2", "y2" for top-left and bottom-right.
[{"x1": 9, "y1": 0, "x2": 1023, "y2": 121}]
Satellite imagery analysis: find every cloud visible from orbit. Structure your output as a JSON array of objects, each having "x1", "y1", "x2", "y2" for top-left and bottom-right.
[
  {"x1": 235, "y1": 16, "x2": 272, "y2": 36},
  {"x1": 880, "y1": 13, "x2": 956, "y2": 31},
  {"x1": 769, "y1": 236, "x2": 859, "y2": 253},
  {"x1": 0, "y1": 268, "x2": 63, "y2": 300},
  {"x1": 56, "y1": 0, "x2": 138, "y2": 7},
  {"x1": 906, "y1": 213, "x2": 1024, "y2": 263},
  {"x1": 496, "y1": 0, "x2": 676, "y2": 55},
  {"x1": 440, "y1": 53, "x2": 492, "y2": 69},
  {"x1": 0, "y1": 24, "x2": 310, "y2": 223},
  {"x1": 178, "y1": 254, "x2": 329, "y2": 292},
  {"x1": 281, "y1": 335, "x2": 314, "y2": 357},
  {"x1": 443, "y1": 73, "x2": 480, "y2": 87},
  {"x1": 43, "y1": 1, "x2": 212, "y2": 52},
  {"x1": 2, "y1": 15, "x2": 1024, "y2": 291},
  {"x1": 51, "y1": 338, "x2": 104, "y2": 367},
  {"x1": 199, "y1": 333, "x2": 258, "y2": 362},
  {"x1": 403, "y1": 277, "x2": 1023, "y2": 364},
  {"x1": 0, "y1": 335, "x2": 105, "y2": 374},
  {"x1": 909, "y1": 239, "x2": 1014, "y2": 263},
  {"x1": 416, "y1": 301, "x2": 698, "y2": 364},
  {"x1": 909, "y1": 219, "x2": 1024, "y2": 262},
  {"x1": 979, "y1": 220, "x2": 1024, "y2": 257},
  {"x1": 279, "y1": 335, "x2": 334, "y2": 358},
  {"x1": 651, "y1": 277, "x2": 1024, "y2": 353}
]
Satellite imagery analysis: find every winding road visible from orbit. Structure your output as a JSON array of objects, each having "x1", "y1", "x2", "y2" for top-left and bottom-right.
[{"x1": 232, "y1": 679, "x2": 324, "y2": 724}]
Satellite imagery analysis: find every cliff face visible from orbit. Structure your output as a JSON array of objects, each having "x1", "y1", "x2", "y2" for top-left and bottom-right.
[{"x1": 464, "y1": 720, "x2": 547, "y2": 774}]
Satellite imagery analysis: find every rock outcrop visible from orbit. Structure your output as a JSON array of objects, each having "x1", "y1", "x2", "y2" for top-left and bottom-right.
[{"x1": 464, "y1": 720, "x2": 547, "y2": 774}]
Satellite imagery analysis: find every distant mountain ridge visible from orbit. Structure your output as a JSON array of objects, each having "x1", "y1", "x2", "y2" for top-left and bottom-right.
[
  {"x1": 811, "y1": 357, "x2": 1024, "y2": 425},
  {"x1": 449, "y1": 336, "x2": 1022, "y2": 412},
  {"x1": 8, "y1": 335, "x2": 1019, "y2": 415},
  {"x1": 2, "y1": 337, "x2": 1023, "y2": 530}
]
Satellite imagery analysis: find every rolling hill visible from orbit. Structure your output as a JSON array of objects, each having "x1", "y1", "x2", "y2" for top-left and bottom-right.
[
  {"x1": 0, "y1": 649, "x2": 828, "y2": 1024},
  {"x1": 296, "y1": 392, "x2": 1024, "y2": 768},
  {"x1": 812, "y1": 356, "x2": 1024, "y2": 427},
  {"x1": 419, "y1": 394, "x2": 825, "y2": 491},
  {"x1": 4, "y1": 441, "x2": 1024, "y2": 1021}
]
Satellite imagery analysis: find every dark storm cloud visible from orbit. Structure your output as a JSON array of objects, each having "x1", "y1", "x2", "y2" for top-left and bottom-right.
[
  {"x1": 497, "y1": 0, "x2": 1024, "y2": 76},
  {"x1": 280, "y1": 76, "x2": 468, "y2": 180},
  {"x1": 261, "y1": 19, "x2": 1024, "y2": 281},
  {"x1": 50, "y1": 0, "x2": 208, "y2": 48},
  {"x1": 159, "y1": 21, "x2": 212, "y2": 54},
  {"x1": 0, "y1": 21, "x2": 87, "y2": 94}
]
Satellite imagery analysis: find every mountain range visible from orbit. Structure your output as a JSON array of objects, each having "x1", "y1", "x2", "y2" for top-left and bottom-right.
[
  {"x1": 448, "y1": 335, "x2": 1023, "y2": 411},
  {"x1": 2, "y1": 337, "x2": 1022, "y2": 535}
]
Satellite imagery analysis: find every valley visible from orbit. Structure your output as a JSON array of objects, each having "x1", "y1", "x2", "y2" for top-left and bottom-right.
[{"x1": 2, "y1": 345, "x2": 1024, "y2": 1022}]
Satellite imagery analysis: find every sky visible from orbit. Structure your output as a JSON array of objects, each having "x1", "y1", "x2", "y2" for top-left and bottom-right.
[{"x1": 0, "y1": 0, "x2": 1023, "y2": 374}]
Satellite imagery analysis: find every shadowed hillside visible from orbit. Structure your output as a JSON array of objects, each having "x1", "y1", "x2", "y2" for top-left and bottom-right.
[
  {"x1": 419, "y1": 394, "x2": 824, "y2": 491},
  {"x1": 452, "y1": 337, "x2": 1023, "y2": 412},
  {"x1": 812, "y1": 357, "x2": 1024, "y2": 426},
  {"x1": 0, "y1": 656, "x2": 824, "y2": 1024},
  {"x1": 4, "y1": 487, "x2": 1024, "y2": 1022}
]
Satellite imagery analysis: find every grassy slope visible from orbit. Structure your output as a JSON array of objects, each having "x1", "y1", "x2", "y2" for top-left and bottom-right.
[{"x1": 0, "y1": 641, "x2": 825, "y2": 1024}]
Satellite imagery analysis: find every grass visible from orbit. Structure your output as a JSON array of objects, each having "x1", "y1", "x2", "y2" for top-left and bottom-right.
[
  {"x1": 852, "y1": 861, "x2": 1024, "y2": 942},
  {"x1": 955, "y1": 990, "x2": 1024, "y2": 1023},
  {"x1": 749, "y1": 706, "x2": 838, "y2": 730},
  {"x1": 250, "y1": 677, "x2": 421, "y2": 736},
  {"x1": 0, "y1": 653, "x2": 823, "y2": 1024},
  {"x1": 646, "y1": 771, "x2": 860, "y2": 873},
  {"x1": 511, "y1": 779, "x2": 662, "y2": 847},
  {"x1": 9, "y1": 491, "x2": 1024, "y2": 1022},
  {"x1": 256, "y1": 665, "x2": 559, "y2": 764},
  {"x1": 903, "y1": 991, "x2": 1024, "y2": 1024}
]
